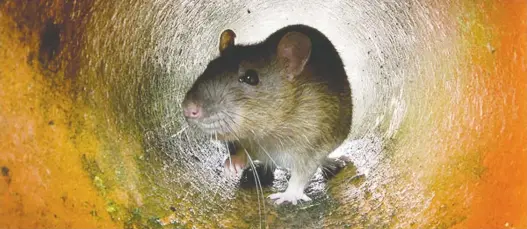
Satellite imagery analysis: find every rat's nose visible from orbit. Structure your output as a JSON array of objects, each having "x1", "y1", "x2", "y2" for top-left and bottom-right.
[{"x1": 183, "y1": 102, "x2": 202, "y2": 119}]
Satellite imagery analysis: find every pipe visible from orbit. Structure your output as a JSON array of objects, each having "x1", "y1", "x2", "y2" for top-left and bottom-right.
[{"x1": 0, "y1": 0, "x2": 525, "y2": 228}]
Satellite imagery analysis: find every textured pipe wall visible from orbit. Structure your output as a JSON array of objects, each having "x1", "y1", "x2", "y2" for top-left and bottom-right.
[{"x1": 0, "y1": 1, "x2": 526, "y2": 228}]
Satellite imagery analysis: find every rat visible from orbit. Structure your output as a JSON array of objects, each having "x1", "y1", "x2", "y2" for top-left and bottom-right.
[{"x1": 181, "y1": 24, "x2": 352, "y2": 205}]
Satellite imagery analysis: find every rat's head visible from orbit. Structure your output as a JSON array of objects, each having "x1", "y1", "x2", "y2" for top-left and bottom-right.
[{"x1": 181, "y1": 29, "x2": 312, "y2": 141}]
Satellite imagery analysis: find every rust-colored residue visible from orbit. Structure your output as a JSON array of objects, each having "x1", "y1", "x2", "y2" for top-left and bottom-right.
[
  {"x1": 1, "y1": 0, "x2": 93, "y2": 82},
  {"x1": 454, "y1": 2, "x2": 527, "y2": 228},
  {"x1": 0, "y1": 9, "x2": 119, "y2": 229}
]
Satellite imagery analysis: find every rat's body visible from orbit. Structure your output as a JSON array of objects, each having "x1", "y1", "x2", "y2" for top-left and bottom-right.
[{"x1": 182, "y1": 24, "x2": 352, "y2": 205}]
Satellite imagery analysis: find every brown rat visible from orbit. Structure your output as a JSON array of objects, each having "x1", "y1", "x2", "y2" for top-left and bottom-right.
[{"x1": 182, "y1": 24, "x2": 352, "y2": 205}]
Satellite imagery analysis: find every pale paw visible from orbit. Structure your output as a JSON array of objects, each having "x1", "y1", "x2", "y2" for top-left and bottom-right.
[
  {"x1": 268, "y1": 191, "x2": 312, "y2": 205},
  {"x1": 224, "y1": 155, "x2": 246, "y2": 177}
]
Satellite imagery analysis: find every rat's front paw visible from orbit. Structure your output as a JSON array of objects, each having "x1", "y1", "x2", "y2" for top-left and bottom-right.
[
  {"x1": 224, "y1": 154, "x2": 247, "y2": 177},
  {"x1": 268, "y1": 191, "x2": 312, "y2": 205}
]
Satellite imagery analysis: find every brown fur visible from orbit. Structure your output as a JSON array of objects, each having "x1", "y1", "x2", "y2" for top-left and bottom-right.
[{"x1": 182, "y1": 24, "x2": 352, "y2": 204}]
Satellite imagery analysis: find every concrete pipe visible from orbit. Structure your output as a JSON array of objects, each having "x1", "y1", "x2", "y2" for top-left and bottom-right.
[{"x1": 0, "y1": 1, "x2": 525, "y2": 228}]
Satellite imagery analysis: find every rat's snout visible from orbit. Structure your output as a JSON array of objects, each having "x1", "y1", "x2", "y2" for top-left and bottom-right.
[{"x1": 183, "y1": 101, "x2": 202, "y2": 119}]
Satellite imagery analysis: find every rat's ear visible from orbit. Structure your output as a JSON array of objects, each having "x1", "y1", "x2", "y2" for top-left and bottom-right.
[
  {"x1": 277, "y1": 31, "x2": 312, "y2": 81},
  {"x1": 219, "y1": 29, "x2": 236, "y2": 55}
]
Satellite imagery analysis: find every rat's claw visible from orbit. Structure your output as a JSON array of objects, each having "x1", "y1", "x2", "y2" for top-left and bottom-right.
[
  {"x1": 300, "y1": 194, "x2": 311, "y2": 202},
  {"x1": 235, "y1": 164, "x2": 243, "y2": 173},
  {"x1": 268, "y1": 192, "x2": 311, "y2": 205}
]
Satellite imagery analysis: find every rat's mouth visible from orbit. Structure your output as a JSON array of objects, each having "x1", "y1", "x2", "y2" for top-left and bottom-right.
[{"x1": 188, "y1": 112, "x2": 240, "y2": 139}]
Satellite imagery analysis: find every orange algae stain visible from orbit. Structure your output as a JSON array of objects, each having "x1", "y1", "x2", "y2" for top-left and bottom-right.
[
  {"x1": 0, "y1": 16, "x2": 119, "y2": 228},
  {"x1": 407, "y1": 1, "x2": 527, "y2": 228},
  {"x1": 454, "y1": 1, "x2": 527, "y2": 229}
]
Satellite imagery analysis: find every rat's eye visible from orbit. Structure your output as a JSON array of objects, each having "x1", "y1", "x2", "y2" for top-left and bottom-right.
[{"x1": 239, "y1": 69, "x2": 259, "y2": 86}]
